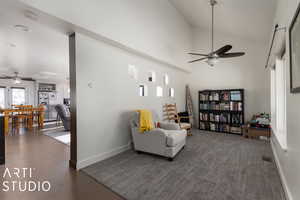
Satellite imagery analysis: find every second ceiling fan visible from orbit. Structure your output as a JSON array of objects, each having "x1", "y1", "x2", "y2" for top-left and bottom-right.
[{"x1": 188, "y1": 0, "x2": 245, "y2": 66}]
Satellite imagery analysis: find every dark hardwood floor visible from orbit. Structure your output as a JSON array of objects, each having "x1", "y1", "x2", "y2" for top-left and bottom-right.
[{"x1": 0, "y1": 126, "x2": 123, "y2": 200}]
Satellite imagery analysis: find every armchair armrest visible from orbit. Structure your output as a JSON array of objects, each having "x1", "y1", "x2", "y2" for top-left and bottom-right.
[{"x1": 159, "y1": 122, "x2": 180, "y2": 130}]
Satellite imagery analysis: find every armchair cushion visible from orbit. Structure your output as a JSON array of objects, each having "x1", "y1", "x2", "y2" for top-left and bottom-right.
[
  {"x1": 158, "y1": 122, "x2": 180, "y2": 130},
  {"x1": 165, "y1": 130, "x2": 187, "y2": 147}
]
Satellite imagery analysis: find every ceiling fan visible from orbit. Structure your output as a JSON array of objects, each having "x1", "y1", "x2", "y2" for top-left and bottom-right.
[
  {"x1": 0, "y1": 72, "x2": 35, "y2": 83},
  {"x1": 188, "y1": 0, "x2": 245, "y2": 66}
]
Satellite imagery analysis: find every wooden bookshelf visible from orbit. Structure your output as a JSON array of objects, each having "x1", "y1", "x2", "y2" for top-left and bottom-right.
[{"x1": 198, "y1": 89, "x2": 244, "y2": 135}]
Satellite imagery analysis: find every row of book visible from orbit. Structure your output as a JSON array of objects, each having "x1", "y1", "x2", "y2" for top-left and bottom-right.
[
  {"x1": 200, "y1": 102, "x2": 242, "y2": 111},
  {"x1": 199, "y1": 113, "x2": 243, "y2": 124},
  {"x1": 199, "y1": 91, "x2": 242, "y2": 101},
  {"x1": 199, "y1": 122, "x2": 242, "y2": 134}
]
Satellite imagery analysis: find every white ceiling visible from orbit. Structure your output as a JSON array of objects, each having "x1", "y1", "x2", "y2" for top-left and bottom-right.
[
  {"x1": 170, "y1": 0, "x2": 278, "y2": 42},
  {"x1": 0, "y1": 0, "x2": 278, "y2": 81},
  {"x1": 0, "y1": 0, "x2": 69, "y2": 82}
]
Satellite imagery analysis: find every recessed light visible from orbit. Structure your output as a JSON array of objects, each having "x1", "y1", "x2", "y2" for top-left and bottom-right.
[{"x1": 14, "y1": 24, "x2": 30, "y2": 32}]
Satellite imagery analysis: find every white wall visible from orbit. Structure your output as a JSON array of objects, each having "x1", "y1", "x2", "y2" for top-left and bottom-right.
[
  {"x1": 188, "y1": 28, "x2": 270, "y2": 122},
  {"x1": 270, "y1": 1, "x2": 300, "y2": 200},
  {"x1": 75, "y1": 32, "x2": 188, "y2": 168},
  {"x1": 20, "y1": 0, "x2": 192, "y2": 72}
]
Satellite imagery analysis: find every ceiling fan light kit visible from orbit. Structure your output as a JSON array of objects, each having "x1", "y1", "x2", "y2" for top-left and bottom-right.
[{"x1": 188, "y1": 0, "x2": 245, "y2": 66}]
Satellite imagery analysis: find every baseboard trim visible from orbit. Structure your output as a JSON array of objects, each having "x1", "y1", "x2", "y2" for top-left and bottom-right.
[
  {"x1": 271, "y1": 138, "x2": 293, "y2": 200},
  {"x1": 76, "y1": 142, "x2": 132, "y2": 170}
]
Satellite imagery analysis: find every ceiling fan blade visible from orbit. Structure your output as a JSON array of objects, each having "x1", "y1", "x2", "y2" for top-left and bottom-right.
[
  {"x1": 188, "y1": 53, "x2": 209, "y2": 56},
  {"x1": 214, "y1": 45, "x2": 232, "y2": 55},
  {"x1": 0, "y1": 76, "x2": 13, "y2": 79},
  {"x1": 21, "y1": 77, "x2": 36, "y2": 81},
  {"x1": 219, "y1": 52, "x2": 245, "y2": 58},
  {"x1": 188, "y1": 57, "x2": 208, "y2": 63}
]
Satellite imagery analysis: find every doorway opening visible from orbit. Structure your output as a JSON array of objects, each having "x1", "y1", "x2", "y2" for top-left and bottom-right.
[{"x1": 0, "y1": 0, "x2": 77, "y2": 169}]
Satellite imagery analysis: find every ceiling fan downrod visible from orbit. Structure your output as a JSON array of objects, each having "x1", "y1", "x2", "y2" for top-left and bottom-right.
[{"x1": 210, "y1": 0, "x2": 217, "y2": 53}]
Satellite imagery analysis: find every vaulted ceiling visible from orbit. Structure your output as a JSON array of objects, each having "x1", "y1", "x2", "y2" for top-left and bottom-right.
[{"x1": 170, "y1": 0, "x2": 278, "y2": 42}]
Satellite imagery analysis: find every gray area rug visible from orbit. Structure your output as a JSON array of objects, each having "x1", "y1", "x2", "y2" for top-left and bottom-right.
[
  {"x1": 43, "y1": 128, "x2": 70, "y2": 146},
  {"x1": 82, "y1": 130, "x2": 285, "y2": 200}
]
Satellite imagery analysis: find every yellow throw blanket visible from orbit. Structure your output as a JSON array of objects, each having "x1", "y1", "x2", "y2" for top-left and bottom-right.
[{"x1": 137, "y1": 110, "x2": 154, "y2": 133}]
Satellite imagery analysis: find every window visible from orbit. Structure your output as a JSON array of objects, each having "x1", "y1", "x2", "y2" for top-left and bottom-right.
[
  {"x1": 11, "y1": 87, "x2": 26, "y2": 106},
  {"x1": 169, "y1": 88, "x2": 175, "y2": 98},
  {"x1": 0, "y1": 87, "x2": 5, "y2": 108},
  {"x1": 163, "y1": 74, "x2": 169, "y2": 85},
  {"x1": 128, "y1": 65, "x2": 138, "y2": 80},
  {"x1": 156, "y1": 86, "x2": 163, "y2": 97},
  {"x1": 139, "y1": 85, "x2": 148, "y2": 96},
  {"x1": 271, "y1": 54, "x2": 287, "y2": 149}
]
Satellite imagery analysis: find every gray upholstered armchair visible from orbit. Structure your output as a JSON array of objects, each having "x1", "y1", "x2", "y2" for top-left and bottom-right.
[
  {"x1": 130, "y1": 111, "x2": 186, "y2": 161},
  {"x1": 55, "y1": 104, "x2": 70, "y2": 131}
]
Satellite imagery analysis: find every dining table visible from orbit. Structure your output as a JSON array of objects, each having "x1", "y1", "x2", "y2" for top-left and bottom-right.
[{"x1": 0, "y1": 106, "x2": 45, "y2": 134}]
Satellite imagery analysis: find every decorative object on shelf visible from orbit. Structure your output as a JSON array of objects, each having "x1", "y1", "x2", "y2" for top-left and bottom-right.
[
  {"x1": 289, "y1": 2, "x2": 300, "y2": 93},
  {"x1": 188, "y1": 0, "x2": 245, "y2": 66},
  {"x1": 199, "y1": 89, "x2": 244, "y2": 135}
]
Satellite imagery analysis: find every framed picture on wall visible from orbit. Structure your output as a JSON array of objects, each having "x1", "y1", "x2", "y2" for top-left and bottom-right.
[{"x1": 289, "y1": 2, "x2": 300, "y2": 93}]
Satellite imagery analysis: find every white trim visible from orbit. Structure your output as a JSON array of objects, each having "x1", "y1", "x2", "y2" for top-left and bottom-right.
[
  {"x1": 271, "y1": 138, "x2": 293, "y2": 200},
  {"x1": 272, "y1": 128, "x2": 288, "y2": 151},
  {"x1": 76, "y1": 142, "x2": 132, "y2": 170}
]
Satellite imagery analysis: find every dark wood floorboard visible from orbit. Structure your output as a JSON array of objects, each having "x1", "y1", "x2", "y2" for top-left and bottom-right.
[{"x1": 0, "y1": 127, "x2": 123, "y2": 200}]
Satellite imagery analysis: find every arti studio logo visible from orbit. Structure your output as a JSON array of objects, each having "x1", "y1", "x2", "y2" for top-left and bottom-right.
[{"x1": 2, "y1": 168, "x2": 51, "y2": 192}]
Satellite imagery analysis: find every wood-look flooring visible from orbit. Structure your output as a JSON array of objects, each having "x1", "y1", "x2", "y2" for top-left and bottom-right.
[{"x1": 0, "y1": 126, "x2": 123, "y2": 200}]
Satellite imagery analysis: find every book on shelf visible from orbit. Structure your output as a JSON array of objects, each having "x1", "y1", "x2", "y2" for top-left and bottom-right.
[
  {"x1": 220, "y1": 102, "x2": 230, "y2": 110},
  {"x1": 209, "y1": 92, "x2": 219, "y2": 101},
  {"x1": 200, "y1": 112, "x2": 209, "y2": 121},
  {"x1": 200, "y1": 93, "x2": 209, "y2": 101},
  {"x1": 230, "y1": 127, "x2": 242, "y2": 134},
  {"x1": 220, "y1": 113, "x2": 230, "y2": 123},
  {"x1": 219, "y1": 124, "x2": 230, "y2": 132},
  {"x1": 200, "y1": 103, "x2": 209, "y2": 110},
  {"x1": 210, "y1": 123, "x2": 219, "y2": 131},
  {"x1": 209, "y1": 113, "x2": 220, "y2": 122},
  {"x1": 209, "y1": 102, "x2": 220, "y2": 110},
  {"x1": 230, "y1": 102, "x2": 243, "y2": 111},
  {"x1": 200, "y1": 122, "x2": 210, "y2": 130},
  {"x1": 231, "y1": 113, "x2": 243, "y2": 124},
  {"x1": 230, "y1": 91, "x2": 242, "y2": 101}
]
